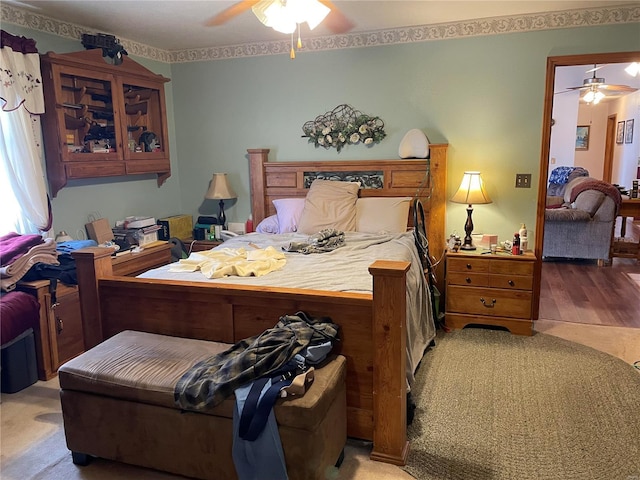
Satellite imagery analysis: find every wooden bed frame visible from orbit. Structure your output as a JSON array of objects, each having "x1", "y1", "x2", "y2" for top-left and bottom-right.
[{"x1": 73, "y1": 145, "x2": 447, "y2": 465}]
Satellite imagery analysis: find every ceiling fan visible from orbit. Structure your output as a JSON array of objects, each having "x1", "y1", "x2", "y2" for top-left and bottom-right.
[
  {"x1": 205, "y1": 0, "x2": 354, "y2": 33},
  {"x1": 205, "y1": 0, "x2": 354, "y2": 58},
  {"x1": 558, "y1": 64, "x2": 637, "y2": 104}
]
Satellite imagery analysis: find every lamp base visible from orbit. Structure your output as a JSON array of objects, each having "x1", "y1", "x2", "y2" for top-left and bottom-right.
[{"x1": 461, "y1": 204, "x2": 475, "y2": 250}]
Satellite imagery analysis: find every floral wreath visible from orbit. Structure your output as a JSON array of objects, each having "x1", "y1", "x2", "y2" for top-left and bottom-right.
[{"x1": 301, "y1": 104, "x2": 386, "y2": 153}]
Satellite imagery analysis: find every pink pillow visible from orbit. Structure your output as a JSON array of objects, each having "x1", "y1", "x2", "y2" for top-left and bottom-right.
[{"x1": 273, "y1": 198, "x2": 306, "y2": 233}]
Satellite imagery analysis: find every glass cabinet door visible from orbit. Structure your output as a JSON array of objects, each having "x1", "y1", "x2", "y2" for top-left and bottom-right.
[
  {"x1": 52, "y1": 66, "x2": 122, "y2": 163},
  {"x1": 119, "y1": 78, "x2": 168, "y2": 161}
]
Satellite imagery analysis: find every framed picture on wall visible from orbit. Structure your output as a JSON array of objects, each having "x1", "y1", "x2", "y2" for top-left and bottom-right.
[
  {"x1": 625, "y1": 119, "x2": 634, "y2": 144},
  {"x1": 616, "y1": 121, "x2": 625, "y2": 144},
  {"x1": 575, "y1": 125, "x2": 589, "y2": 151}
]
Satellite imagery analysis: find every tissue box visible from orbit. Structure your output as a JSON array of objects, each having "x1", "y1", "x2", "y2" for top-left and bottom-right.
[{"x1": 478, "y1": 234, "x2": 498, "y2": 249}]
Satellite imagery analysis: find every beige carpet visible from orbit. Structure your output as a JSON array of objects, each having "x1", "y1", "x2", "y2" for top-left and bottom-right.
[{"x1": 404, "y1": 328, "x2": 640, "y2": 480}]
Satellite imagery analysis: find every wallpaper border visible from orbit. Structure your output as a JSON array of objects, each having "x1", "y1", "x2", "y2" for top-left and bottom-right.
[{"x1": 2, "y1": 3, "x2": 638, "y2": 64}]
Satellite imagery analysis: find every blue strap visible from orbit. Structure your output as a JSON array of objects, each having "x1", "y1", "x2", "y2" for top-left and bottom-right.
[{"x1": 239, "y1": 376, "x2": 293, "y2": 441}]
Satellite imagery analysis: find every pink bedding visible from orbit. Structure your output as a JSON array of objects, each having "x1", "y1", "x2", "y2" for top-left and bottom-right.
[{"x1": 0, "y1": 291, "x2": 40, "y2": 345}]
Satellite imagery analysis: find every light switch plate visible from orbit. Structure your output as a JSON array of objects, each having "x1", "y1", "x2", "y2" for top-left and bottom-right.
[{"x1": 515, "y1": 174, "x2": 531, "y2": 188}]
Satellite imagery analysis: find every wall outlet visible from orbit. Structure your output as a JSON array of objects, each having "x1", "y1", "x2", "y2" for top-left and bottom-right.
[{"x1": 515, "y1": 173, "x2": 531, "y2": 188}]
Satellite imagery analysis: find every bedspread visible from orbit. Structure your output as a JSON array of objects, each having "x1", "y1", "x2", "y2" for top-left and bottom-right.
[{"x1": 139, "y1": 231, "x2": 434, "y2": 388}]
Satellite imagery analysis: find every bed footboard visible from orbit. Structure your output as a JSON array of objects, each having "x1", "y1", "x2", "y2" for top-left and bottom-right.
[{"x1": 73, "y1": 248, "x2": 411, "y2": 465}]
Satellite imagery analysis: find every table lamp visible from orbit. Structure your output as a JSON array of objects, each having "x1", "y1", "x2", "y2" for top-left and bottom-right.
[
  {"x1": 205, "y1": 173, "x2": 237, "y2": 229},
  {"x1": 450, "y1": 171, "x2": 492, "y2": 250}
]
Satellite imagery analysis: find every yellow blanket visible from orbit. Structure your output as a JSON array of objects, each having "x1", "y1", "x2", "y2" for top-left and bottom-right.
[{"x1": 169, "y1": 246, "x2": 286, "y2": 279}]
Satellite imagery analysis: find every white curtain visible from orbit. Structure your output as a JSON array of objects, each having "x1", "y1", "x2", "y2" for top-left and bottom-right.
[{"x1": 0, "y1": 30, "x2": 51, "y2": 236}]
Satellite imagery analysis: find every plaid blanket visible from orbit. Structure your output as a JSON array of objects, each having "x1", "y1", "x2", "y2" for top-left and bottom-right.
[{"x1": 174, "y1": 312, "x2": 339, "y2": 411}]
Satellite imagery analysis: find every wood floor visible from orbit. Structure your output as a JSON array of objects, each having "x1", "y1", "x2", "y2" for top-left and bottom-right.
[{"x1": 539, "y1": 218, "x2": 640, "y2": 328}]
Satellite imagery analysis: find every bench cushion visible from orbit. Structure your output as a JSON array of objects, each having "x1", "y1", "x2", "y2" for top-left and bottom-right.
[{"x1": 58, "y1": 330, "x2": 345, "y2": 431}]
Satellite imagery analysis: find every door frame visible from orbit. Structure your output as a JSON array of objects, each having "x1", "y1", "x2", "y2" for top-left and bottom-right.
[
  {"x1": 602, "y1": 114, "x2": 617, "y2": 183},
  {"x1": 533, "y1": 51, "x2": 640, "y2": 320}
]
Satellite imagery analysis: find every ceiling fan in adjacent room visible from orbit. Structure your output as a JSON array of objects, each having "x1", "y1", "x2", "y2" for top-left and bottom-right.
[
  {"x1": 557, "y1": 64, "x2": 638, "y2": 104},
  {"x1": 205, "y1": 0, "x2": 354, "y2": 58}
]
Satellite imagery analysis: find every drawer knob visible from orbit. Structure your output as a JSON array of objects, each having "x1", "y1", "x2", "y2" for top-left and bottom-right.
[
  {"x1": 466, "y1": 263, "x2": 472, "y2": 270},
  {"x1": 480, "y1": 297, "x2": 496, "y2": 308},
  {"x1": 56, "y1": 316, "x2": 64, "y2": 334},
  {"x1": 508, "y1": 280, "x2": 515, "y2": 286},
  {"x1": 465, "y1": 277, "x2": 471, "y2": 283}
]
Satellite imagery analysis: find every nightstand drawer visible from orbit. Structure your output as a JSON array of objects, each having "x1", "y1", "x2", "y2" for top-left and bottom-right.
[
  {"x1": 446, "y1": 285, "x2": 532, "y2": 319},
  {"x1": 489, "y1": 259, "x2": 534, "y2": 276},
  {"x1": 447, "y1": 257, "x2": 489, "y2": 273},
  {"x1": 447, "y1": 271, "x2": 489, "y2": 287},
  {"x1": 488, "y1": 274, "x2": 533, "y2": 291}
]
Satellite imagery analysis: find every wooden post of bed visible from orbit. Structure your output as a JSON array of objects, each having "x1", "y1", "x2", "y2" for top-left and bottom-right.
[
  {"x1": 369, "y1": 260, "x2": 410, "y2": 465},
  {"x1": 72, "y1": 247, "x2": 115, "y2": 349},
  {"x1": 248, "y1": 148, "x2": 270, "y2": 224}
]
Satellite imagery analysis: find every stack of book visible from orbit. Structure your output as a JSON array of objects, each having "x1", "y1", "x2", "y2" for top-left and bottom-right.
[{"x1": 113, "y1": 216, "x2": 161, "y2": 247}]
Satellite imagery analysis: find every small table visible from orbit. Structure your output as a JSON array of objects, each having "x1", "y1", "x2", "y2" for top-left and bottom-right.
[
  {"x1": 184, "y1": 238, "x2": 223, "y2": 253},
  {"x1": 611, "y1": 198, "x2": 640, "y2": 260},
  {"x1": 444, "y1": 250, "x2": 536, "y2": 335}
]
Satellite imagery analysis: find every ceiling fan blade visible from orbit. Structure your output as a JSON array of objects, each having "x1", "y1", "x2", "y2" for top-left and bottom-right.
[
  {"x1": 585, "y1": 65, "x2": 606, "y2": 73},
  {"x1": 205, "y1": 1, "x2": 259, "y2": 27},
  {"x1": 319, "y1": 0, "x2": 355, "y2": 33},
  {"x1": 597, "y1": 84, "x2": 637, "y2": 93}
]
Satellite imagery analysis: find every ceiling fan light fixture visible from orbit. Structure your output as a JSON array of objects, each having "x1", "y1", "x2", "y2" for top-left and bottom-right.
[
  {"x1": 583, "y1": 89, "x2": 604, "y2": 104},
  {"x1": 625, "y1": 62, "x2": 640, "y2": 77},
  {"x1": 252, "y1": 0, "x2": 330, "y2": 34}
]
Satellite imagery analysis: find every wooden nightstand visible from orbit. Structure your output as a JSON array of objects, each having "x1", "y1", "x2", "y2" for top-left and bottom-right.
[
  {"x1": 185, "y1": 239, "x2": 223, "y2": 253},
  {"x1": 16, "y1": 280, "x2": 83, "y2": 380},
  {"x1": 18, "y1": 242, "x2": 172, "y2": 380},
  {"x1": 444, "y1": 250, "x2": 536, "y2": 335}
]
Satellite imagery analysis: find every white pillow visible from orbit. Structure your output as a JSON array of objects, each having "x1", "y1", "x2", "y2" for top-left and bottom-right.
[
  {"x1": 255, "y1": 214, "x2": 279, "y2": 234},
  {"x1": 273, "y1": 198, "x2": 306, "y2": 233},
  {"x1": 297, "y1": 180, "x2": 360, "y2": 234},
  {"x1": 356, "y1": 197, "x2": 412, "y2": 234}
]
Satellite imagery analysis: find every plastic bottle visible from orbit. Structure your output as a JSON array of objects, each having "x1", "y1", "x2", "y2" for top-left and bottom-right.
[
  {"x1": 512, "y1": 233, "x2": 520, "y2": 255},
  {"x1": 245, "y1": 214, "x2": 253, "y2": 234},
  {"x1": 519, "y1": 223, "x2": 527, "y2": 239},
  {"x1": 519, "y1": 223, "x2": 528, "y2": 253}
]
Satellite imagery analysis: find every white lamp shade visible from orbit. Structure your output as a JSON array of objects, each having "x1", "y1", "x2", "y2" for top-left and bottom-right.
[
  {"x1": 451, "y1": 171, "x2": 492, "y2": 205},
  {"x1": 205, "y1": 173, "x2": 237, "y2": 200}
]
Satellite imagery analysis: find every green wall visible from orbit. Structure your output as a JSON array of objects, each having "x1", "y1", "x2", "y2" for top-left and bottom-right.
[
  {"x1": 171, "y1": 23, "x2": 639, "y2": 245},
  {"x1": 4, "y1": 22, "x2": 639, "y2": 245}
]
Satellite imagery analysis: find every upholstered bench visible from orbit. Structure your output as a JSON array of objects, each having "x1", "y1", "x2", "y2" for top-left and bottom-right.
[{"x1": 58, "y1": 330, "x2": 347, "y2": 480}]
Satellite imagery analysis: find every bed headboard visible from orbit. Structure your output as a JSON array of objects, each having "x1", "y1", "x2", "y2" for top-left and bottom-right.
[{"x1": 247, "y1": 145, "x2": 448, "y2": 291}]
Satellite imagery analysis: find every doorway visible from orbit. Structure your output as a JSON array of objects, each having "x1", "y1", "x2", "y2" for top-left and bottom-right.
[{"x1": 534, "y1": 51, "x2": 640, "y2": 328}]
